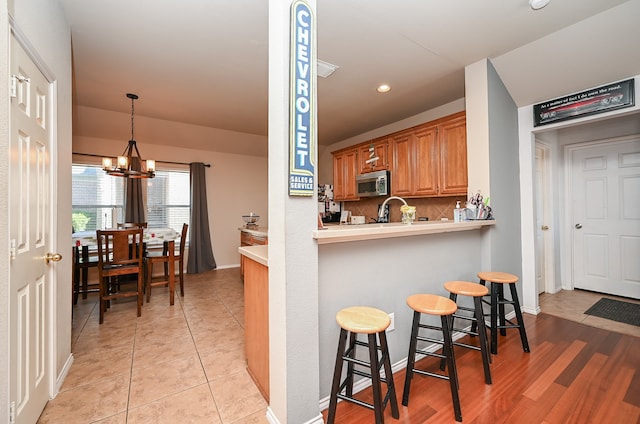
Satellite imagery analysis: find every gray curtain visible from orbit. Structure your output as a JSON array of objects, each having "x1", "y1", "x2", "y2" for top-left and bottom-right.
[
  {"x1": 187, "y1": 162, "x2": 217, "y2": 273},
  {"x1": 125, "y1": 157, "x2": 145, "y2": 223}
]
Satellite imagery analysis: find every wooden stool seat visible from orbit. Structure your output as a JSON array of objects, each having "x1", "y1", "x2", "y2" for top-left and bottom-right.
[
  {"x1": 329, "y1": 306, "x2": 399, "y2": 424},
  {"x1": 406, "y1": 294, "x2": 457, "y2": 316},
  {"x1": 477, "y1": 271, "x2": 518, "y2": 284},
  {"x1": 336, "y1": 306, "x2": 390, "y2": 334},
  {"x1": 444, "y1": 280, "x2": 489, "y2": 297}
]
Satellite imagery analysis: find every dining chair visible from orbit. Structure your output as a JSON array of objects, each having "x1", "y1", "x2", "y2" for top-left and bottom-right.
[
  {"x1": 72, "y1": 244, "x2": 99, "y2": 304},
  {"x1": 145, "y1": 223, "x2": 188, "y2": 302},
  {"x1": 117, "y1": 222, "x2": 148, "y2": 229},
  {"x1": 96, "y1": 228, "x2": 145, "y2": 324}
]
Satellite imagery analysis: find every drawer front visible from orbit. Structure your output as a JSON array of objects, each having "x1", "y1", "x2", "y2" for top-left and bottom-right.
[{"x1": 251, "y1": 235, "x2": 267, "y2": 245}]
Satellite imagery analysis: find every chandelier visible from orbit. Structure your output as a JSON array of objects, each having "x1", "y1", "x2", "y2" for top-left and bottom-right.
[{"x1": 102, "y1": 93, "x2": 155, "y2": 178}]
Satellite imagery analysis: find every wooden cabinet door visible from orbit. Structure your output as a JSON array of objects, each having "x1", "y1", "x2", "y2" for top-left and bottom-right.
[
  {"x1": 333, "y1": 148, "x2": 359, "y2": 201},
  {"x1": 333, "y1": 152, "x2": 346, "y2": 200},
  {"x1": 358, "y1": 139, "x2": 389, "y2": 174},
  {"x1": 412, "y1": 125, "x2": 439, "y2": 196},
  {"x1": 391, "y1": 132, "x2": 413, "y2": 196},
  {"x1": 438, "y1": 115, "x2": 468, "y2": 195}
]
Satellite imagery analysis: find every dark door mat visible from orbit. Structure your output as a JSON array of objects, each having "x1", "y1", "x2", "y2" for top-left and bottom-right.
[{"x1": 584, "y1": 298, "x2": 640, "y2": 327}]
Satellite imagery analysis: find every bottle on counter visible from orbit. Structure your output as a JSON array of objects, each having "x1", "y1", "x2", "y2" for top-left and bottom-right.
[{"x1": 454, "y1": 201, "x2": 462, "y2": 222}]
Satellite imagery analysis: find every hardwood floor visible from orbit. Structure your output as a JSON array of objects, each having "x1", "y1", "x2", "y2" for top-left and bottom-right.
[{"x1": 321, "y1": 312, "x2": 640, "y2": 423}]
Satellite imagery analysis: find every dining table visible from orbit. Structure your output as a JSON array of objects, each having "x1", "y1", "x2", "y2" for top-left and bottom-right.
[
  {"x1": 72, "y1": 227, "x2": 181, "y2": 306},
  {"x1": 72, "y1": 227, "x2": 181, "y2": 248}
]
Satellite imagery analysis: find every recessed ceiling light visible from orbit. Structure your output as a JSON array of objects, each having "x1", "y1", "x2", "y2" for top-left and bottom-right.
[
  {"x1": 377, "y1": 84, "x2": 391, "y2": 93},
  {"x1": 529, "y1": 0, "x2": 550, "y2": 10}
]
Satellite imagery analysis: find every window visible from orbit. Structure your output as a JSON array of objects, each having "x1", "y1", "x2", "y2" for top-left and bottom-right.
[{"x1": 72, "y1": 164, "x2": 190, "y2": 236}]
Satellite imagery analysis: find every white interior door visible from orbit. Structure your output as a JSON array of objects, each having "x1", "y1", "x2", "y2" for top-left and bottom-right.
[
  {"x1": 9, "y1": 35, "x2": 54, "y2": 424},
  {"x1": 534, "y1": 144, "x2": 552, "y2": 294},
  {"x1": 571, "y1": 138, "x2": 640, "y2": 299}
]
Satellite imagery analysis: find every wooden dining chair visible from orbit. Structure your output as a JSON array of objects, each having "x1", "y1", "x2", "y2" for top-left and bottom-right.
[
  {"x1": 145, "y1": 223, "x2": 188, "y2": 302},
  {"x1": 96, "y1": 228, "x2": 145, "y2": 324},
  {"x1": 72, "y1": 244, "x2": 99, "y2": 304}
]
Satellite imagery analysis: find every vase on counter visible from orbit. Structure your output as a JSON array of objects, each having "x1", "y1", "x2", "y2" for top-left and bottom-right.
[{"x1": 401, "y1": 205, "x2": 416, "y2": 224}]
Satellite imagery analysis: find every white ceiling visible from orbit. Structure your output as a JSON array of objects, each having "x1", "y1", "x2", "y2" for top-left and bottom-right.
[{"x1": 59, "y1": 0, "x2": 639, "y2": 153}]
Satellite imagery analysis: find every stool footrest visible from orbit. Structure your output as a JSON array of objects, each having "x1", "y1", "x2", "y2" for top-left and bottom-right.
[
  {"x1": 411, "y1": 368, "x2": 450, "y2": 381},
  {"x1": 336, "y1": 393, "x2": 376, "y2": 411},
  {"x1": 415, "y1": 347, "x2": 446, "y2": 360},
  {"x1": 453, "y1": 341, "x2": 482, "y2": 351}
]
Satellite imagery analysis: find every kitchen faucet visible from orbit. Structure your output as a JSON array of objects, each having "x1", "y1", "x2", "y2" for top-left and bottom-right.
[{"x1": 378, "y1": 196, "x2": 408, "y2": 222}]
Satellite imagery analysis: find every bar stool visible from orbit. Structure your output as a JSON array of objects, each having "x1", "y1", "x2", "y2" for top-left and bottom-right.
[
  {"x1": 402, "y1": 294, "x2": 462, "y2": 423},
  {"x1": 328, "y1": 306, "x2": 399, "y2": 424},
  {"x1": 442, "y1": 281, "x2": 492, "y2": 385},
  {"x1": 476, "y1": 271, "x2": 530, "y2": 355}
]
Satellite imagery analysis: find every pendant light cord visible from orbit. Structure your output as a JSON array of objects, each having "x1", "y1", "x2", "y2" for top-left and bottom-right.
[{"x1": 130, "y1": 96, "x2": 135, "y2": 141}]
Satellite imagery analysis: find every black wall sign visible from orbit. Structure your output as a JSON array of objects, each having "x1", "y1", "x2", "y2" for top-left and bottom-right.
[{"x1": 533, "y1": 79, "x2": 635, "y2": 127}]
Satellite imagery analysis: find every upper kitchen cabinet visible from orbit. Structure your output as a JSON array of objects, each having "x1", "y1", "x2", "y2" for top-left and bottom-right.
[
  {"x1": 358, "y1": 138, "x2": 389, "y2": 174},
  {"x1": 391, "y1": 125, "x2": 438, "y2": 197},
  {"x1": 391, "y1": 111, "x2": 467, "y2": 197},
  {"x1": 437, "y1": 113, "x2": 468, "y2": 195},
  {"x1": 332, "y1": 147, "x2": 359, "y2": 201}
]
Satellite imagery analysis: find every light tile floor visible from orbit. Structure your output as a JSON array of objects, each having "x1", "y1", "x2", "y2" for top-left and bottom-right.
[
  {"x1": 539, "y1": 288, "x2": 640, "y2": 338},
  {"x1": 38, "y1": 268, "x2": 268, "y2": 424},
  {"x1": 40, "y1": 269, "x2": 639, "y2": 423}
]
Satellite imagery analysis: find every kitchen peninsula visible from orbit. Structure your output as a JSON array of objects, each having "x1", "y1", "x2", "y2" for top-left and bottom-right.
[
  {"x1": 314, "y1": 219, "x2": 495, "y2": 401},
  {"x1": 239, "y1": 219, "x2": 496, "y2": 403}
]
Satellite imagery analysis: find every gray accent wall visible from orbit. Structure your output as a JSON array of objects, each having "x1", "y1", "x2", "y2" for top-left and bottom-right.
[{"x1": 487, "y1": 60, "x2": 523, "y2": 281}]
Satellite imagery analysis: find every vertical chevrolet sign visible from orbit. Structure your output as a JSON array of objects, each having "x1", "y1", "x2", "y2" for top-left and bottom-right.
[{"x1": 289, "y1": 0, "x2": 315, "y2": 196}]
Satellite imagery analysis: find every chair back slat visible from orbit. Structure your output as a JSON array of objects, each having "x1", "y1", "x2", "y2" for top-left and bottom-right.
[{"x1": 96, "y1": 228, "x2": 144, "y2": 267}]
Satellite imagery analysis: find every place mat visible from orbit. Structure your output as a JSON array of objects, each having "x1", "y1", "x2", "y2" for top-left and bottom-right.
[{"x1": 584, "y1": 298, "x2": 640, "y2": 327}]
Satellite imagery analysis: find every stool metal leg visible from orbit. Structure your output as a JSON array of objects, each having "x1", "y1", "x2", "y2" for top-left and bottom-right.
[
  {"x1": 490, "y1": 282, "x2": 499, "y2": 355},
  {"x1": 402, "y1": 310, "x2": 421, "y2": 406},
  {"x1": 498, "y1": 284, "x2": 507, "y2": 336},
  {"x1": 509, "y1": 283, "x2": 531, "y2": 353},
  {"x1": 328, "y1": 328, "x2": 348, "y2": 424},
  {"x1": 379, "y1": 330, "x2": 399, "y2": 419},
  {"x1": 473, "y1": 296, "x2": 492, "y2": 384},
  {"x1": 441, "y1": 315, "x2": 462, "y2": 422},
  {"x1": 346, "y1": 332, "x2": 357, "y2": 397},
  {"x1": 368, "y1": 333, "x2": 384, "y2": 424}
]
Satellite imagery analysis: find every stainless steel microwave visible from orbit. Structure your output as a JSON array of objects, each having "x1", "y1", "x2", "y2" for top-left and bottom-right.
[{"x1": 356, "y1": 170, "x2": 390, "y2": 197}]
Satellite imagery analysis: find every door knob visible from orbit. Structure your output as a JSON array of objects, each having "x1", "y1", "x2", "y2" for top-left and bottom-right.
[
  {"x1": 574, "y1": 223, "x2": 582, "y2": 229},
  {"x1": 45, "y1": 252, "x2": 63, "y2": 264},
  {"x1": 541, "y1": 225, "x2": 549, "y2": 230}
]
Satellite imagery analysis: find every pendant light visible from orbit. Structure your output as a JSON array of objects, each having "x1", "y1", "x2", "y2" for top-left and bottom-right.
[{"x1": 102, "y1": 93, "x2": 155, "y2": 178}]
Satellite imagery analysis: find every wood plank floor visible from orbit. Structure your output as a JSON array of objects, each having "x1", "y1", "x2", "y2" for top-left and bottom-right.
[{"x1": 321, "y1": 313, "x2": 640, "y2": 423}]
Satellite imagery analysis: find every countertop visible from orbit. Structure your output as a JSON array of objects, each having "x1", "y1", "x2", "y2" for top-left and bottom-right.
[
  {"x1": 238, "y1": 245, "x2": 268, "y2": 266},
  {"x1": 238, "y1": 226, "x2": 268, "y2": 238},
  {"x1": 313, "y1": 219, "x2": 495, "y2": 244}
]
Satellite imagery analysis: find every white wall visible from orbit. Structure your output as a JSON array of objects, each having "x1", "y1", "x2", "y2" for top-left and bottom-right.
[
  {"x1": 73, "y1": 136, "x2": 268, "y2": 268},
  {"x1": 2, "y1": 0, "x2": 73, "y2": 414}
]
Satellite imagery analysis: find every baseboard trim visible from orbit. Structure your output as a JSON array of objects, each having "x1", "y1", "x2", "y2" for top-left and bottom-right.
[
  {"x1": 54, "y1": 353, "x2": 74, "y2": 398},
  {"x1": 266, "y1": 407, "x2": 323, "y2": 424}
]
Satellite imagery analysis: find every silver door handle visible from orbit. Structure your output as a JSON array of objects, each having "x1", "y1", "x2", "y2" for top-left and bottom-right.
[{"x1": 574, "y1": 223, "x2": 582, "y2": 229}]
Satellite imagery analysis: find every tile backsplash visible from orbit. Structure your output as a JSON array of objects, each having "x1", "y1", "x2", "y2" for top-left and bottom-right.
[{"x1": 341, "y1": 196, "x2": 466, "y2": 223}]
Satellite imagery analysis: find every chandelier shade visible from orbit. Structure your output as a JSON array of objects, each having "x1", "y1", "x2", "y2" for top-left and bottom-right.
[{"x1": 103, "y1": 93, "x2": 155, "y2": 178}]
